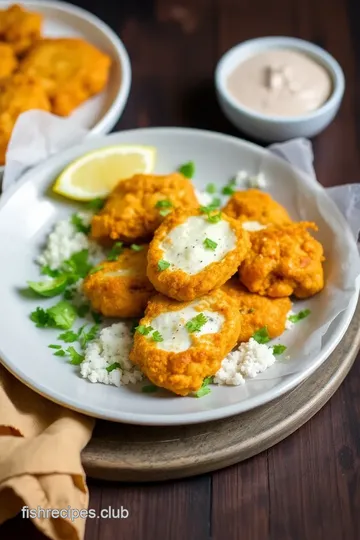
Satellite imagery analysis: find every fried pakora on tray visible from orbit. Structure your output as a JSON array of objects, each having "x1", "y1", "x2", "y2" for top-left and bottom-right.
[
  {"x1": 0, "y1": 43, "x2": 18, "y2": 80},
  {"x1": 19, "y1": 38, "x2": 111, "y2": 116},
  {"x1": 222, "y1": 189, "x2": 292, "y2": 228},
  {"x1": 130, "y1": 289, "x2": 241, "y2": 395},
  {"x1": 0, "y1": 4, "x2": 42, "y2": 55},
  {"x1": 239, "y1": 222, "x2": 325, "y2": 298},
  {"x1": 147, "y1": 208, "x2": 250, "y2": 301},
  {"x1": 91, "y1": 173, "x2": 199, "y2": 244},
  {"x1": 222, "y1": 279, "x2": 291, "y2": 342},
  {"x1": 82, "y1": 246, "x2": 155, "y2": 318},
  {"x1": 0, "y1": 73, "x2": 50, "y2": 164}
]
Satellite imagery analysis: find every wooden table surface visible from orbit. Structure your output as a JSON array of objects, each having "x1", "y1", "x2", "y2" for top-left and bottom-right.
[{"x1": 1, "y1": 0, "x2": 360, "y2": 538}]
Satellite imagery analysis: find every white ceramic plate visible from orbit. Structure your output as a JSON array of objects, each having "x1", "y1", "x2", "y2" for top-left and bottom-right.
[
  {"x1": 0, "y1": 128, "x2": 358, "y2": 425},
  {"x1": 0, "y1": 0, "x2": 131, "y2": 172}
]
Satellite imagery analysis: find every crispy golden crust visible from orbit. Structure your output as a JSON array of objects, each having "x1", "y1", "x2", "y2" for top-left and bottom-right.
[
  {"x1": 91, "y1": 173, "x2": 199, "y2": 244},
  {"x1": 222, "y1": 279, "x2": 291, "y2": 342},
  {"x1": 82, "y1": 246, "x2": 155, "y2": 318},
  {"x1": 222, "y1": 189, "x2": 292, "y2": 226},
  {"x1": 130, "y1": 290, "x2": 241, "y2": 395},
  {"x1": 0, "y1": 43, "x2": 18, "y2": 80},
  {"x1": 0, "y1": 5, "x2": 42, "y2": 55},
  {"x1": 19, "y1": 38, "x2": 111, "y2": 116},
  {"x1": 147, "y1": 209, "x2": 251, "y2": 301},
  {"x1": 0, "y1": 73, "x2": 50, "y2": 164},
  {"x1": 239, "y1": 222, "x2": 325, "y2": 298}
]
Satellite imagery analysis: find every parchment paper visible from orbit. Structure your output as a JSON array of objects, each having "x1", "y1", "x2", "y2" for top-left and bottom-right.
[{"x1": 2, "y1": 112, "x2": 360, "y2": 381}]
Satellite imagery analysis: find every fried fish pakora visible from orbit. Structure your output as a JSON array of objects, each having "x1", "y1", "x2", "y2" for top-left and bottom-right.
[
  {"x1": 0, "y1": 4, "x2": 42, "y2": 55},
  {"x1": 91, "y1": 173, "x2": 199, "y2": 244},
  {"x1": 147, "y1": 208, "x2": 250, "y2": 301},
  {"x1": 0, "y1": 73, "x2": 50, "y2": 164},
  {"x1": 0, "y1": 43, "x2": 18, "y2": 80},
  {"x1": 19, "y1": 38, "x2": 111, "y2": 116},
  {"x1": 130, "y1": 289, "x2": 241, "y2": 395},
  {"x1": 222, "y1": 279, "x2": 291, "y2": 342},
  {"x1": 239, "y1": 222, "x2": 325, "y2": 298},
  {"x1": 83, "y1": 246, "x2": 155, "y2": 318},
  {"x1": 222, "y1": 189, "x2": 292, "y2": 227}
]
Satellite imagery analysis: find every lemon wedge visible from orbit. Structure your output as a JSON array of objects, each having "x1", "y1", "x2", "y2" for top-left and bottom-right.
[{"x1": 53, "y1": 145, "x2": 156, "y2": 200}]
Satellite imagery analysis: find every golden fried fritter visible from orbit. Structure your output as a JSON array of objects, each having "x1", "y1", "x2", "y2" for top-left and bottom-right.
[
  {"x1": 0, "y1": 43, "x2": 18, "y2": 80},
  {"x1": 130, "y1": 289, "x2": 241, "y2": 395},
  {"x1": 83, "y1": 246, "x2": 155, "y2": 318},
  {"x1": 222, "y1": 279, "x2": 291, "y2": 342},
  {"x1": 222, "y1": 189, "x2": 292, "y2": 227},
  {"x1": 147, "y1": 208, "x2": 250, "y2": 301},
  {"x1": 0, "y1": 73, "x2": 50, "y2": 164},
  {"x1": 239, "y1": 222, "x2": 325, "y2": 298},
  {"x1": 19, "y1": 38, "x2": 111, "y2": 116},
  {"x1": 0, "y1": 4, "x2": 42, "y2": 55},
  {"x1": 91, "y1": 173, "x2": 199, "y2": 244}
]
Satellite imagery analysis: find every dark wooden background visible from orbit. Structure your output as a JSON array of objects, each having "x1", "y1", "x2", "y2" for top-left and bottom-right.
[{"x1": 1, "y1": 0, "x2": 360, "y2": 538}]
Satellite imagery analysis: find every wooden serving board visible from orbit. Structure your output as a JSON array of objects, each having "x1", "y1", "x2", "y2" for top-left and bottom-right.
[{"x1": 82, "y1": 301, "x2": 360, "y2": 482}]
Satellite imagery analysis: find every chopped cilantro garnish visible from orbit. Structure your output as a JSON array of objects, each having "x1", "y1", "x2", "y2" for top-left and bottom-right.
[
  {"x1": 206, "y1": 183, "x2": 216, "y2": 194},
  {"x1": 48, "y1": 344, "x2": 61, "y2": 349},
  {"x1": 106, "y1": 362, "x2": 120, "y2": 373},
  {"x1": 79, "y1": 324, "x2": 99, "y2": 349},
  {"x1": 76, "y1": 304, "x2": 90, "y2": 317},
  {"x1": 131, "y1": 319, "x2": 140, "y2": 335},
  {"x1": 92, "y1": 311, "x2": 102, "y2": 324},
  {"x1": 63, "y1": 288, "x2": 74, "y2": 300},
  {"x1": 155, "y1": 199, "x2": 172, "y2": 209},
  {"x1": 178, "y1": 161, "x2": 195, "y2": 178},
  {"x1": 136, "y1": 325, "x2": 154, "y2": 336},
  {"x1": 54, "y1": 349, "x2": 66, "y2": 357},
  {"x1": 222, "y1": 185, "x2": 236, "y2": 196},
  {"x1": 194, "y1": 376, "x2": 214, "y2": 398},
  {"x1": 30, "y1": 307, "x2": 52, "y2": 328},
  {"x1": 210, "y1": 197, "x2": 221, "y2": 208},
  {"x1": 107, "y1": 242, "x2": 124, "y2": 261},
  {"x1": 131, "y1": 244, "x2": 144, "y2": 251},
  {"x1": 185, "y1": 313, "x2": 208, "y2": 333},
  {"x1": 47, "y1": 301, "x2": 77, "y2": 330},
  {"x1": 88, "y1": 265, "x2": 104, "y2": 275},
  {"x1": 203, "y1": 238, "x2": 217, "y2": 250},
  {"x1": 159, "y1": 208, "x2": 172, "y2": 217},
  {"x1": 252, "y1": 327, "x2": 270, "y2": 344},
  {"x1": 152, "y1": 331, "x2": 164, "y2": 342},
  {"x1": 67, "y1": 346, "x2": 84, "y2": 365},
  {"x1": 62, "y1": 249, "x2": 92, "y2": 279},
  {"x1": 71, "y1": 214, "x2": 91, "y2": 235},
  {"x1": 142, "y1": 384, "x2": 158, "y2": 393},
  {"x1": 27, "y1": 275, "x2": 68, "y2": 298},
  {"x1": 87, "y1": 198, "x2": 105, "y2": 211},
  {"x1": 272, "y1": 344, "x2": 287, "y2": 355},
  {"x1": 57, "y1": 330, "x2": 78, "y2": 343},
  {"x1": 41, "y1": 265, "x2": 61, "y2": 278},
  {"x1": 289, "y1": 309, "x2": 311, "y2": 323},
  {"x1": 158, "y1": 260, "x2": 170, "y2": 271}
]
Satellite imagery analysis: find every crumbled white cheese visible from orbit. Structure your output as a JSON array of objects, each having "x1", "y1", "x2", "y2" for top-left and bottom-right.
[
  {"x1": 242, "y1": 221, "x2": 267, "y2": 231},
  {"x1": 195, "y1": 189, "x2": 214, "y2": 207},
  {"x1": 80, "y1": 322, "x2": 143, "y2": 387},
  {"x1": 214, "y1": 338, "x2": 276, "y2": 386},
  {"x1": 234, "y1": 170, "x2": 266, "y2": 189},
  {"x1": 37, "y1": 212, "x2": 105, "y2": 269},
  {"x1": 285, "y1": 310, "x2": 295, "y2": 330}
]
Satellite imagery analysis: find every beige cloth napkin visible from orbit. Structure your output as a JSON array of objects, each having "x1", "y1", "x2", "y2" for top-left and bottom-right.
[{"x1": 0, "y1": 365, "x2": 95, "y2": 540}]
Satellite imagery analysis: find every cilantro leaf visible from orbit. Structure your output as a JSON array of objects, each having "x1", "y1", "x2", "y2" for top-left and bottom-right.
[
  {"x1": 158, "y1": 260, "x2": 170, "y2": 271},
  {"x1": 71, "y1": 214, "x2": 91, "y2": 235},
  {"x1": 87, "y1": 198, "x2": 105, "y2": 211},
  {"x1": 155, "y1": 199, "x2": 172, "y2": 209},
  {"x1": 178, "y1": 161, "x2": 195, "y2": 178},
  {"x1": 62, "y1": 249, "x2": 92, "y2": 279},
  {"x1": 222, "y1": 185, "x2": 236, "y2": 196},
  {"x1": 206, "y1": 183, "x2": 216, "y2": 194},
  {"x1": 194, "y1": 376, "x2": 214, "y2": 398},
  {"x1": 136, "y1": 325, "x2": 154, "y2": 336},
  {"x1": 289, "y1": 309, "x2": 311, "y2": 323},
  {"x1": 92, "y1": 311, "x2": 102, "y2": 324},
  {"x1": 203, "y1": 238, "x2": 217, "y2": 250},
  {"x1": 88, "y1": 265, "x2": 104, "y2": 275},
  {"x1": 57, "y1": 330, "x2": 78, "y2": 343},
  {"x1": 67, "y1": 346, "x2": 84, "y2": 365},
  {"x1": 77, "y1": 304, "x2": 90, "y2": 317},
  {"x1": 185, "y1": 313, "x2": 208, "y2": 333},
  {"x1": 54, "y1": 349, "x2": 66, "y2": 357},
  {"x1": 48, "y1": 344, "x2": 61, "y2": 349},
  {"x1": 106, "y1": 362, "x2": 121, "y2": 373},
  {"x1": 142, "y1": 384, "x2": 158, "y2": 393},
  {"x1": 252, "y1": 327, "x2": 270, "y2": 344},
  {"x1": 272, "y1": 344, "x2": 287, "y2": 355},
  {"x1": 107, "y1": 242, "x2": 124, "y2": 261},
  {"x1": 47, "y1": 301, "x2": 77, "y2": 330},
  {"x1": 41, "y1": 265, "x2": 61, "y2": 278},
  {"x1": 80, "y1": 324, "x2": 99, "y2": 349},
  {"x1": 152, "y1": 331, "x2": 164, "y2": 342},
  {"x1": 131, "y1": 244, "x2": 144, "y2": 251},
  {"x1": 210, "y1": 197, "x2": 221, "y2": 209},
  {"x1": 30, "y1": 307, "x2": 52, "y2": 328}
]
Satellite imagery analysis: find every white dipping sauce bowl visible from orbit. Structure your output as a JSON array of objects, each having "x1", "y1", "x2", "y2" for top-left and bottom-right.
[{"x1": 215, "y1": 36, "x2": 345, "y2": 142}]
